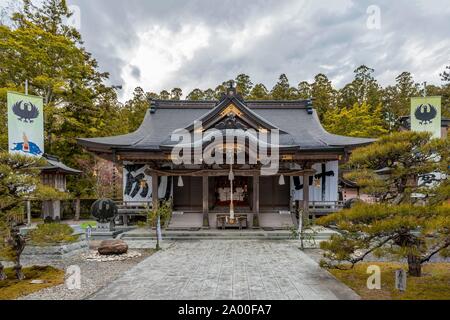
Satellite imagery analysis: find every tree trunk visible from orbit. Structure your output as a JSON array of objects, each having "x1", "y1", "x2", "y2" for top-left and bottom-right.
[
  {"x1": 14, "y1": 266, "x2": 25, "y2": 280},
  {"x1": 11, "y1": 231, "x2": 26, "y2": 280},
  {"x1": 0, "y1": 262, "x2": 7, "y2": 281},
  {"x1": 407, "y1": 254, "x2": 422, "y2": 277}
]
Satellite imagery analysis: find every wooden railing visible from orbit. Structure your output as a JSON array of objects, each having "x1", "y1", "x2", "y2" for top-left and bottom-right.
[
  {"x1": 308, "y1": 201, "x2": 344, "y2": 217},
  {"x1": 115, "y1": 201, "x2": 151, "y2": 226},
  {"x1": 116, "y1": 201, "x2": 150, "y2": 214}
]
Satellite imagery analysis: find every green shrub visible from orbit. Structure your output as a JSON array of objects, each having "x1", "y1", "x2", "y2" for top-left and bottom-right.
[
  {"x1": 29, "y1": 223, "x2": 79, "y2": 245},
  {"x1": 147, "y1": 200, "x2": 172, "y2": 228}
]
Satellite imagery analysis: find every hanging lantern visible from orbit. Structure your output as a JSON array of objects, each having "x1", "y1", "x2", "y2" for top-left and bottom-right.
[
  {"x1": 314, "y1": 177, "x2": 321, "y2": 188},
  {"x1": 279, "y1": 174, "x2": 286, "y2": 186},
  {"x1": 140, "y1": 179, "x2": 147, "y2": 189},
  {"x1": 177, "y1": 176, "x2": 184, "y2": 187}
]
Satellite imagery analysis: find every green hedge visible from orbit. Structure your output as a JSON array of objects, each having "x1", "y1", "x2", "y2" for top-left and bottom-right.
[{"x1": 28, "y1": 223, "x2": 79, "y2": 246}]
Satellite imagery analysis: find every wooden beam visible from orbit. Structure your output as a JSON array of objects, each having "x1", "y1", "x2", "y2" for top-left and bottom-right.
[
  {"x1": 117, "y1": 152, "x2": 169, "y2": 161},
  {"x1": 202, "y1": 176, "x2": 209, "y2": 228},
  {"x1": 292, "y1": 154, "x2": 341, "y2": 161},
  {"x1": 116, "y1": 150, "x2": 341, "y2": 162},
  {"x1": 144, "y1": 167, "x2": 316, "y2": 177}
]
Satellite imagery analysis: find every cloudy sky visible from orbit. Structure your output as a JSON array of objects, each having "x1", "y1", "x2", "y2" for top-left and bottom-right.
[{"x1": 2, "y1": 0, "x2": 450, "y2": 101}]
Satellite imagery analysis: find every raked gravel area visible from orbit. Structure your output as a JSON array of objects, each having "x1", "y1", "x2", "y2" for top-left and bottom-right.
[{"x1": 17, "y1": 247, "x2": 157, "y2": 300}]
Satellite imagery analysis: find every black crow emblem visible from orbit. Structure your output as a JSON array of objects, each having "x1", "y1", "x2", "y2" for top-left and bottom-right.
[
  {"x1": 12, "y1": 100, "x2": 40, "y2": 123},
  {"x1": 414, "y1": 103, "x2": 437, "y2": 125}
]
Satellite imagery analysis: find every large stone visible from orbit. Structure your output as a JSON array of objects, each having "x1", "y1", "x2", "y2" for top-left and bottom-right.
[{"x1": 98, "y1": 240, "x2": 128, "y2": 255}]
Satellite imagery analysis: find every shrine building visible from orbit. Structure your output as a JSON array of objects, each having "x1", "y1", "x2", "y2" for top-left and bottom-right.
[{"x1": 78, "y1": 84, "x2": 374, "y2": 230}]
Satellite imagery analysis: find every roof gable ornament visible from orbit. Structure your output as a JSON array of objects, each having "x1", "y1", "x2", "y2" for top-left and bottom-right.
[
  {"x1": 221, "y1": 80, "x2": 244, "y2": 101},
  {"x1": 215, "y1": 112, "x2": 248, "y2": 130},
  {"x1": 149, "y1": 100, "x2": 157, "y2": 114},
  {"x1": 306, "y1": 99, "x2": 314, "y2": 115},
  {"x1": 227, "y1": 80, "x2": 237, "y2": 96},
  {"x1": 193, "y1": 82, "x2": 278, "y2": 132}
]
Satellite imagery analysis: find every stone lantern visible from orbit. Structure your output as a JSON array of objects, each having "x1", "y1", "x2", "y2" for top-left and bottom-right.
[{"x1": 40, "y1": 154, "x2": 81, "y2": 221}]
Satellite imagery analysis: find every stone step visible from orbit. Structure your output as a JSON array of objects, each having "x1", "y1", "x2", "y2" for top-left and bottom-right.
[
  {"x1": 122, "y1": 232, "x2": 335, "y2": 237},
  {"x1": 124, "y1": 236, "x2": 293, "y2": 241},
  {"x1": 120, "y1": 227, "x2": 337, "y2": 241},
  {"x1": 121, "y1": 233, "x2": 333, "y2": 241},
  {"x1": 122, "y1": 233, "x2": 292, "y2": 238}
]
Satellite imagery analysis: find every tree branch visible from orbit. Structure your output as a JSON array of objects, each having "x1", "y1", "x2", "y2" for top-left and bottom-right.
[
  {"x1": 421, "y1": 239, "x2": 450, "y2": 263},
  {"x1": 348, "y1": 236, "x2": 395, "y2": 268}
]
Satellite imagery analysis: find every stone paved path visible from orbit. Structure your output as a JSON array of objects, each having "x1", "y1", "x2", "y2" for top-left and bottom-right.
[{"x1": 90, "y1": 240, "x2": 359, "y2": 300}]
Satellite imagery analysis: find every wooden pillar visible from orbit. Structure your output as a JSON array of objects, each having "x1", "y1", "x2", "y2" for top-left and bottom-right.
[
  {"x1": 252, "y1": 174, "x2": 260, "y2": 228},
  {"x1": 152, "y1": 173, "x2": 159, "y2": 212},
  {"x1": 302, "y1": 171, "x2": 311, "y2": 228},
  {"x1": 112, "y1": 151, "x2": 117, "y2": 200},
  {"x1": 202, "y1": 175, "x2": 210, "y2": 228}
]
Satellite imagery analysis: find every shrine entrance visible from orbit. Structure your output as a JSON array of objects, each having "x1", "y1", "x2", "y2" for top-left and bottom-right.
[{"x1": 212, "y1": 176, "x2": 251, "y2": 209}]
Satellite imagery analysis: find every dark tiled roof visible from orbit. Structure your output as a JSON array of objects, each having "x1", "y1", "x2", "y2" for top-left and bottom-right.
[
  {"x1": 339, "y1": 177, "x2": 359, "y2": 188},
  {"x1": 40, "y1": 154, "x2": 82, "y2": 174},
  {"x1": 78, "y1": 99, "x2": 374, "y2": 152}
]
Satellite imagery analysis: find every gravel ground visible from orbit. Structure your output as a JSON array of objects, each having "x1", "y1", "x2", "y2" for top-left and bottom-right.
[{"x1": 17, "y1": 248, "x2": 154, "y2": 300}]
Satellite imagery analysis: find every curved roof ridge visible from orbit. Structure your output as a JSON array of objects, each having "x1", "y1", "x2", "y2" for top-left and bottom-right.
[
  {"x1": 77, "y1": 99, "x2": 376, "y2": 154},
  {"x1": 310, "y1": 110, "x2": 376, "y2": 146}
]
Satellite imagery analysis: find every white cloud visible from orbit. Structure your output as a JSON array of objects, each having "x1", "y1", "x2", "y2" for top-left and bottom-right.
[
  {"x1": 121, "y1": 24, "x2": 210, "y2": 99},
  {"x1": 9, "y1": 0, "x2": 449, "y2": 100}
]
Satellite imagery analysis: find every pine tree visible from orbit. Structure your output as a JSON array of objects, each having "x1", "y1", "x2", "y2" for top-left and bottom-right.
[
  {"x1": 235, "y1": 74, "x2": 253, "y2": 99},
  {"x1": 311, "y1": 74, "x2": 335, "y2": 119},
  {"x1": 249, "y1": 83, "x2": 269, "y2": 100},
  {"x1": 187, "y1": 89, "x2": 205, "y2": 101},
  {"x1": 318, "y1": 132, "x2": 450, "y2": 277},
  {"x1": 353, "y1": 65, "x2": 382, "y2": 107},
  {"x1": 383, "y1": 72, "x2": 420, "y2": 130},
  {"x1": 0, "y1": 153, "x2": 49, "y2": 280},
  {"x1": 337, "y1": 65, "x2": 382, "y2": 111},
  {"x1": 159, "y1": 90, "x2": 170, "y2": 100},
  {"x1": 170, "y1": 88, "x2": 183, "y2": 100},
  {"x1": 323, "y1": 102, "x2": 387, "y2": 138},
  {"x1": 214, "y1": 82, "x2": 229, "y2": 100},
  {"x1": 297, "y1": 81, "x2": 311, "y2": 99},
  {"x1": 121, "y1": 87, "x2": 150, "y2": 132},
  {"x1": 203, "y1": 88, "x2": 216, "y2": 101},
  {"x1": 271, "y1": 74, "x2": 291, "y2": 100}
]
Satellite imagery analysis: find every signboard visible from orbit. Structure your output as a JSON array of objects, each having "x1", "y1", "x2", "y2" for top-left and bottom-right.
[
  {"x1": 411, "y1": 96, "x2": 442, "y2": 139},
  {"x1": 7, "y1": 92, "x2": 44, "y2": 157},
  {"x1": 395, "y1": 269, "x2": 407, "y2": 292}
]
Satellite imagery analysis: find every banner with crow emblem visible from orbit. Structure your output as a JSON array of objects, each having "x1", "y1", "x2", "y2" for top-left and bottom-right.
[
  {"x1": 7, "y1": 92, "x2": 44, "y2": 157},
  {"x1": 411, "y1": 96, "x2": 441, "y2": 138}
]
